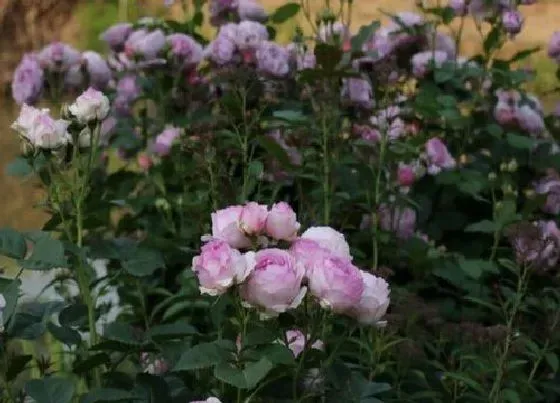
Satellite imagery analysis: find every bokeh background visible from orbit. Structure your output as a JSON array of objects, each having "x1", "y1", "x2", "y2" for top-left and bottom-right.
[{"x1": 1, "y1": 0, "x2": 558, "y2": 230}]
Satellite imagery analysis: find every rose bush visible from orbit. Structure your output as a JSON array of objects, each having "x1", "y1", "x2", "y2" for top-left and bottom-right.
[{"x1": 0, "y1": 0, "x2": 560, "y2": 402}]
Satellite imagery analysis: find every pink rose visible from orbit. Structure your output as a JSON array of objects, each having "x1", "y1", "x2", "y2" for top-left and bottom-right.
[
  {"x1": 397, "y1": 164, "x2": 416, "y2": 187},
  {"x1": 535, "y1": 175, "x2": 560, "y2": 215},
  {"x1": 289, "y1": 238, "x2": 329, "y2": 276},
  {"x1": 137, "y1": 153, "x2": 153, "y2": 171},
  {"x1": 284, "y1": 330, "x2": 325, "y2": 358},
  {"x1": 378, "y1": 204, "x2": 417, "y2": 240},
  {"x1": 548, "y1": 31, "x2": 560, "y2": 62},
  {"x1": 239, "y1": 202, "x2": 268, "y2": 235},
  {"x1": 351, "y1": 271, "x2": 390, "y2": 326},
  {"x1": 240, "y1": 249, "x2": 306, "y2": 317},
  {"x1": 265, "y1": 202, "x2": 300, "y2": 241},
  {"x1": 301, "y1": 226, "x2": 352, "y2": 261},
  {"x1": 211, "y1": 206, "x2": 251, "y2": 249},
  {"x1": 192, "y1": 240, "x2": 251, "y2": 296},
  {"x1": 308, "y1": 255, "x2": 364, "y2": 313},
  {"x1": 425, "y1": 137, "x2": 456, "y2": 175}
]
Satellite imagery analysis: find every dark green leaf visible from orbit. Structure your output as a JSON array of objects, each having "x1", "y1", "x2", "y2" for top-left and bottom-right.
[
  {"x1": 6, "y1": 354, "x2": 32, "y2": 382},
  {"x1": 81, "y1": 388, "x2": 140, "y2": 403},
  {"x1": 25, "y1": 377, "x2": 75, "y2": 403},
  {"x1": 213, "y1": 357, "x2": 274, "y2": 390},
  {"x1": 5, "y1": 157, "x2": 33, "y2": 177},
  {"x1": 147, "y1": 322, "x2": 197, "y2": 341},
  {"x1": 47, "y1": 322, "x2": 82, "y2": 347},
  {"x1": 72, "y1": 353, "x2": 111, "y2": 375},
  {"x1": 122, "y1": 248, "x2": 165, "y2": 276},
  {"x1": 59, "y1": 303, "x2": 88, "y2": 327},
  {"x1": 20, "y1": 236, "x2": 66, "y2": 270},
  {"x1": 0, "y1": 228, "x2": 27, "y2": 259},
  {"x1": 104, "y1": 322, "x2": 143, "y2": 346},
  {"x1": 506, "y1": 133, "x2": 535, "y2": 149},
  {"x1": 270, "y1": 3, "x2": 300, "y2": 24},
  {"x1": 173, "y1": 341, "x2": 232, "y2": 371},
  {"x1": 464, "y1": 220, "x2": 497, "y2": 233}
]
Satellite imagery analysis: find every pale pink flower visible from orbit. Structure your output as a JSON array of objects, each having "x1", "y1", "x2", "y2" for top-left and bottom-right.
[
  {"x1": 301, "y1": 227, "x2": 352, "y2": 261},
  {"x1": 265, "y1": 202, "x2": 300, "y2": 241},
  {"x1": 11, "y1": 54, "x2": 44, "y2": 105},
  {"x1": 211, "y1": 206, "x2": 251, "y2": 249},
  {"x1": 425, "y1": 137, "x2": 456, "y2": 174},
  {"x1": 351, "y1": 271, "x2": 390, "y2": 326}
]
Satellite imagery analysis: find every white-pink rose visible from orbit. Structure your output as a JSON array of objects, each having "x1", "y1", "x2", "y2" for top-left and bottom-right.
[
  {"x1": 265, "y1": 202, "x2": 300, "y2": 241},
  {"x1": 308, "y1": 255, "x2": 364, "y2": 313},
  {"x1": 301, "y1": 226, "x2": 352, "y2": 261},
  {"x1": 425, "y1": 137, "x2": 456, "y2": 175},
  {"x1": 289, "y1": 238, "x2": 329, "y2": 277},
  {"x1": 240, "y1": 249, "x2": 306, "y2": 317},
  {"x1": 239, "y1": 202, "x2": 268, "y2": 235},
  {"x1": 69, "y1": 87, "x2": 110, "y2": 124},
  {"x1": 351, "y1": 271, "x2": 390, "y2": 326},
  {"x1": 211, "y1": 205, "x2": 251, "y2": 249},
  {"x1": 191, "y1": 239, "x2": 252, "y2": 296}
]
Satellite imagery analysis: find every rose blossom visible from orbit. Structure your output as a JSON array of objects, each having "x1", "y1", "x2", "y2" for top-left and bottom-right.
[
  {"x1": 240, "y1": 249, "x2": 306, "y2": 316},
  {"x1": 289, "y1": 238, "x2": 330, "y2": 276},
  {"x1": 548, "y1": 31, "x2": 560, "y2": 62},
  {"x1": 425, "y1": 137, "x2": 456, "y2": 174},
  {"x1": 37, "y1": 42, "x2": 81, "y2": 71},
  {"x1": 411, "y1": 51, "x2": 448, "y2": 78},
  {"x1": 308, "y1": 255, "x2": 364, "y2": 313},
  {"x1": 239, "y1": 202, "x2": 268, "y2": 235},
  {"x1": 82, "y1": 51, "x2": 112, "y2": 89},
  {"x1": 234, "y1": 21, "x2": 269, "y2": 50},
  {"x1": 397, "y1": 163, "x2": 416, "y2": 187},
  {"x1": 284, "y1": 330, "x2": 325, "y2": 358},
  {"x1": 125, "y1": 29, "x2": 166, "y2": 60},
  {"x1": 101, "y1": 23, "x2": 133, "y2": 52},
  {"x1": 15, "y1": 109, "x2": 71, "y2": 149},
  {"x1": 502, "y1": 10, "x2": 523, "y2": 35},
  {"x1": 69, "y1": 87, "x2": 110, "y2": 123},
  {"x1": 342, "y1": 78, "x2": 373, "y2": 108},
  {"x1": 238, "y1": 0, "x2": 267, "y2": 21},
  {"x1": 378, "y1": 204, "x2": 417, "y2": 240},
  {"x1": 11, "y1": 104, "x2": 47, "y2": 137},
  {"x1": 265, "y1": 202, "x2": 300, "y2": 241},
  {"x1": 534, "y1": 175, "x2": 560, "y2": 215},
  {"x1": 11, "y1": 54, "x2": 44, "y2": 105},
  {"x1": 256, "y1": 41, "x2": 290, "y2": 77},
  {"x1": 211, "y1": 206, "x2": 251, "y2": 248},
  {"x1": 351, "y1": 271, "x2": 390, "y2": 326},
  {"x1": 301, "y1": 226, "x2": 352, "y2": 261},
  {"x1": 137, "y1": 153, "x2": 153, "y2": 171},
  {"x1": 205, "y1": 36, "x2": 236, "y2": 65},
  {"x1": 516, "y1": 105, "x2": 545, "y2": 135},
  {"x1": 192, "y1": 239, "x2": 252, "y2": 296},
  {"x1": 167, "y1": 33, "x2": 204, "y2": 67},
  {"x1": 152, "y1": 126, "x2": 181, "y2": 157}
]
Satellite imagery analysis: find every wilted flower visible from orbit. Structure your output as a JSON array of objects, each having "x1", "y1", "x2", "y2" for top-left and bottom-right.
[
  {"x1": 301, "y1": 227, "x2": 352, "y2": 261},
  {"x1": 425, "y1": 137, "x2": 456, "y2": 174},
  {"x1": 265, "y1": 202, "x2": 300, "y2": 241},
  {"x1": 101, "y1": 23, "x2": 133, "y2": 52},
  {"x1": 240, "y1": 249, "x2": 306, "y2": 317},
  {"x1": 140, "y1": 352, "x2": 168, "y2": 375},
  {"x1": 192, "y1": 239, "x2": 252, "y2": 295},
  {"x1": 211, "y1": 205, "x2": 251, "y2": 248},
  {"x1": 11, "y1": 54, "x2": 44, "y2": 105},
  {"x1": 283, "y1": 330, "x2": 324, "y2": 358},
  {"x1": 351, "y1": 271, "x2": 390, "y2": 326},
  {"x1": 69, "y1": 87, "x2": 110, "y2": 123},
  {"x1": 308, "y1": 255, "x2": 364, "y2": 313}
]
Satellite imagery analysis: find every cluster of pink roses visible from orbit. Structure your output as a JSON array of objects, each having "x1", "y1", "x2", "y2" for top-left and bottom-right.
[
  {"x1": 493, "y1": 89, "x2": 545, "y2": 136},
  {"x1": 191, "y1": 202, "x2": 390, "y2": 325}
]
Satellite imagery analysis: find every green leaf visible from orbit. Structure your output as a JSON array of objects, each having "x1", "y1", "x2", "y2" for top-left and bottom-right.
[
  {"x1": 502, "y1": 388, "x2": 521, "y2": 403},
  {"x1": 483, "y1": 25, "x2": 502, "y2": 54},
  {"x1": 173, "y1": 341, "x2": 232, "y2": 371},
  {"x1": 59, "y1": 303, "x2": 88, "y2": 327},
  {"x1": 47, "y1": 322, "x2": 82, "y2": 347},
  {"x1": 25, "y1": 377, "x2": 75, "y2": 403},
  {"x1": 20, "y1": 236, "x2": 66, "y2": 270},
  {"x1": 72, "y1": 353, "x2": 111, "y2": 375},
  {"x1": 147, "y1": 322, "x2": 197, "y2": 341},
  {"x1": 104, "y1": 322, "x2": 143, "y2": 346},
  {"x1": 213, "y1": 357, "x2": 274, "y2": 390},
  {"x1": 506, "y1": 133, "x2": 535, "y2": 149},
  {"x1": 0, "y1": 278, "x2": 20, "y2": 326},
  {"x1": 6, "y1": 354, "x2": 32, "y2": 382},
  {"x1": 350, "y1": 22, "x2": 380, "y2": 52},
  {"x1": 81, "y1": 388, "x2": 140, "y2": 403},
  {"x1": 508, "y1": 46, "x2": 540, "y2": 63},
  {"x1": 5, "y1": 157, "x2": 33, "y2": 177},
  {"x1": 0, "y1": 228, "x2": 27, "y2": 259},
  {"x1": 464, "y1": 220, "x2": 497, "y2": 233},
  {"x1": 122, "y1": 247, "x2": 165, "y2": 276},
  {"x1": 260, "y1": 344, "x2": 295, "y2": 365},
  {"x1": 458, "y1": 259, "x2": 499, "y2": 279},
  {"x1": 242, "y1": 328, "x2": 277, "y2": 348},
  {"x1": 270, "y1": 3, "x2": 300, "y2": 24},
  {"x1": 546, "y1": 352, "x2": 559, "y2": 373},
  {"x1": 248, "y1": 160, "x2": 264, "y2": 178}
]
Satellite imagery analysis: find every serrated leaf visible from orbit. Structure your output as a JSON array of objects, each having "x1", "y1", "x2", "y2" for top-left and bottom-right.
[{"x1": 464, "y1": 220, "x2": 497, "y2": 233}]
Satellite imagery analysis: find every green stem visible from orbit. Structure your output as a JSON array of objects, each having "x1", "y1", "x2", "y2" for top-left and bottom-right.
[
  {"x1": 489, "y1": 264, "x2": 530, "y2": 401},
  {"x1": 371, "y1": 133, "x2": 388, "y2": 270},
  {"x1": 321, "y1": 106, "x2": 330, "y2": 225},
  {"x1": 489, "y1": 189, "x2": 500, "y2": 262}
]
